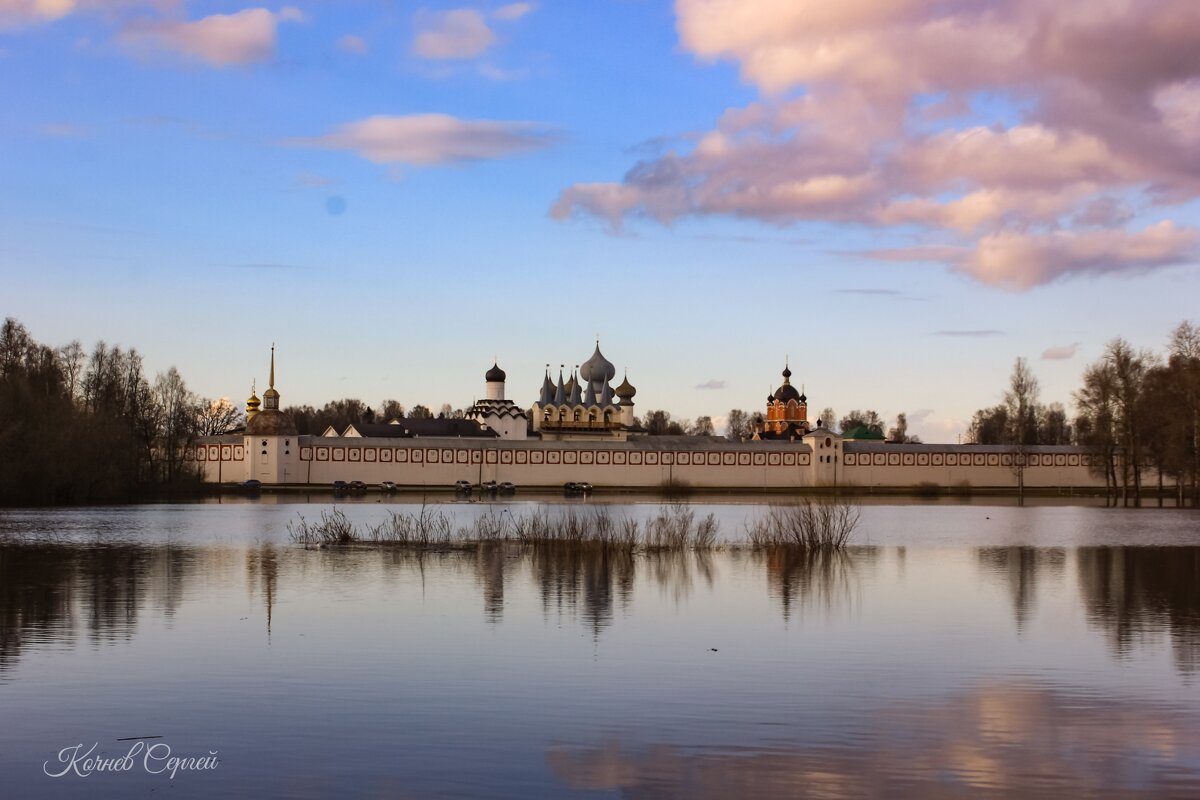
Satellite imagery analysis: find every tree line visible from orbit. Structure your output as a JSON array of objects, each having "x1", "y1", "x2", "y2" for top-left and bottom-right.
[
  {"x1": 969, "y1": 322, "x2": 1200, "y2": 505},
  {"x1": 284, "y1": 401, "x2": 469, "y2": 435},
  {"x1": 0, "y1": 317, "x2": 240, "y2": 505}
]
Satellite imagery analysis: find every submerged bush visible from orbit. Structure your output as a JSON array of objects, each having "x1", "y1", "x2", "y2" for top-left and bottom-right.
[
  {"x1": 287, "y1": 508, "x2": 358, "y2": 546},
  {"x1": 364, "y1": 505, "x2": 455, "y2": 545},
  {"x1": 746, "y1": 497, "x2": 860, "y2": 550},
  {"x1": 287, "y1": 504, "x2": 722, "y2": 553},
  {"x1": 643, "y1": 506, "x2": 718, "y2": 550}
]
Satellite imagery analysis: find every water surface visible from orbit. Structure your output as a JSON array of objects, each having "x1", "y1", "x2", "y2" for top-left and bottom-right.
[{"x1": 1, "y1": 502, "x2": 1198, "y2": 798}]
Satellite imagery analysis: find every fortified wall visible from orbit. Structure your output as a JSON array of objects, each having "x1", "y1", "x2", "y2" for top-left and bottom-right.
[
  {"x1": 193, "y1": 434, "x2": 1114, "y2": 491},
  {"x1": 197, "y1": 348, "x2": 1132, "y2": 492}
]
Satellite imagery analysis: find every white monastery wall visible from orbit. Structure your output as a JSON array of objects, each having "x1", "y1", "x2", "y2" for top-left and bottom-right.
[{"x1": 193, "y1": 436, "x2": 1128, "y2": 491}]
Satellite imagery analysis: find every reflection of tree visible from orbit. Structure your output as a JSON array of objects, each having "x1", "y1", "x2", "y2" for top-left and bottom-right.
[
  {"x1": 0, "y1": 544, "x2": 192, "y2": 675},
  {"x1": 646, "y1": 550, "x2": 715, "y2": 605},
  {"x1": 531, "y1": 545, "x2": 636, "y2": 638},
  {"x1": 474, "y1": 543, "x2": 507, "y2": 624},
  {"x1": 1077, "y1": 546, "x2": 1200, "y2": 673},
  {"x1": 547, "y1": 682, "x2": 1200, "y2": 798},
  {"x1": 759, "y1": 545, "x2": 879, "y2": 621},
  {"x1": 977, "y1": 547, "x2": 1066, "y2": 631},
  {"x1": 246, "y1": 544, "x2": 279, "y2": 639}
]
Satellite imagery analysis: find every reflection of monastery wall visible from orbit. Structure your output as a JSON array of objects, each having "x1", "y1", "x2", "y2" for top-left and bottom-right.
[{"x1": 194, "y1": 435, "x2": 1119, "y2": 491}]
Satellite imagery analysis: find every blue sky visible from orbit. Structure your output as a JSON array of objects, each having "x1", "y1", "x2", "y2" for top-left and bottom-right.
[{"x1": 3, "y1": 1, "x2": 1199, "y2": 441}]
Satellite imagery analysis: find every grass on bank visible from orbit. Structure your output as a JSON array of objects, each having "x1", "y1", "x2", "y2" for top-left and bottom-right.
[{"x1": 288, "y1": 499, "x2": 857, "y2": 552}]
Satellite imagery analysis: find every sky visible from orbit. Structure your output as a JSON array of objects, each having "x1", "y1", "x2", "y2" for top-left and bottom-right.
[{"x1": 2, "y1": 0, "x2": 1199, "y2": 442}]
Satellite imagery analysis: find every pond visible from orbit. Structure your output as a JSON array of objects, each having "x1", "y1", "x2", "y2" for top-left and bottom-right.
[{"x1": 1, "y1": 501, "x2": 1198, "y2": 798}]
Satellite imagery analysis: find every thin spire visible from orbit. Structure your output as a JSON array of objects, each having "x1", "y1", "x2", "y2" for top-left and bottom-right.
[{"x1": 269, "y1": 343, "x2": 276, "y2": 389}]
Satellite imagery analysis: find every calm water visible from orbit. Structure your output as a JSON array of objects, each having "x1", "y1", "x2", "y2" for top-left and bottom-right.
[{"x1": 1, "y1": 501, "x2": 1199, "y2": 798}]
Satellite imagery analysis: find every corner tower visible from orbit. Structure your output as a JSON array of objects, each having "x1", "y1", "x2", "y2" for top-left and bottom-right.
[{"x1": 244, "y1": 346, "x2": 299, "y2": 483}]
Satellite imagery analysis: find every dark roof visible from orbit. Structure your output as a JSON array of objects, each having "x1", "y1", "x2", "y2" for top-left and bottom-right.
[
  {"x1": 345, "y1": 420, "x2": 499, "y2": 438},
  {"x1": 350, "y1": 423, "x2": 411, "y2": 438},
  {"x1": 404, "y1": 419, "x2": 500, "y2": 438},
  {"x1": 246, "y1": 410, "x2": 297, "y2": 436}
]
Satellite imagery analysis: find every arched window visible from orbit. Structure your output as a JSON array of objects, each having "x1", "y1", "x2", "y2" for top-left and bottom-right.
[{"x1": 573, "y1": 409, "x2": 582, "y2": 422}]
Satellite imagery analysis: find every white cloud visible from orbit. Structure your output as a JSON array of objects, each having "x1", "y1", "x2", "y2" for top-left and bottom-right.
[
  {"x1": 695, "y1": 379, "x2": 726, "y2": 390},
  {"x1": 290, "y1": 114, "x2": 557, "y2": 166}
]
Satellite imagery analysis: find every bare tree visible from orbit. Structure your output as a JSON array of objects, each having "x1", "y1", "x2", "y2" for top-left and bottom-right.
[
  {"x1": 380, "y1": 399, "x2": 405, "y2": 422},
  {"x1": 1004, "y1": 357, "x2": 1041, "y2": 446},
  {"x1": 643, "y1": 410, "x2": 671, "y2": 435},
  {"x1": 725, "y1": 409, "x2": 752, "y2": 441},
  {"x1": 1076, "y1": 359, "x2": 1120, "y2": 504},
  {"x1": 839, "y1": 410, "x2": 885, "y2": 436},
  {"x1": 818, "y1": 407, "x2": 837, "y2": 431},
  {"x1": 1107, "y1": 339, "x2": 1155, "y2": 506},
  {"x1": 690, "y1": 416, "x2": 715, "y2": 436},
  {"x1": 154, "y1": 367, "x2": 197, "y2": 483},
  {"x1": 59, "y1": 340, "x2": 84, "y2": 403},
  {"x1": 969, "y1": 405, "x2": 1009, "y2": 444},
  {"x1": 1039, "y1": 402, "x2": 1072, "y2": 445},
  {"x1": 196, "y1": 397, "x2": 244, "y2": 436},
  {"x1": 1170, "y1": 320, "x2": 1200, "y2": 361}
]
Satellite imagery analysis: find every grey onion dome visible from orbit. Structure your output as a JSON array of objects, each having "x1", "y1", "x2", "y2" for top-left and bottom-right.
[
  {"x1": 615, "y1": 375, "x2": 636, "y2": 399},
  {"x1": 774, "y1": 383, "x2": 802, "y2": 403},
  {"x1": 579, "y1": 344, "x2": 616, "y2": 383},
  {"x1": 485, "y1": 362, "x2": 506, "y2": 382},
  {"x1": 774, "y1": 360, "x2": 801, "y2": 402}
]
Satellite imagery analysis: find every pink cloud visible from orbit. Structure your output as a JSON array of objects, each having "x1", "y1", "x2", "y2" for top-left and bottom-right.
[
  {"x1": 1042, "y1": 343, "x2": 1080, "y2": 361},
  {"x1": 554, "y1": 0, "x2": 1200, "y2": 288},
  {"x1": 493, "y1": 3, "x2": 534, "y2": 22},
  {"x1": 961, "y1": 222, "x2": 1199, "y2": 290},
  {"x1": 290, "y1": 114, "x2": 557, "y2": 166},
  {"x1": 0, "y1": 0, "x2": 177, "y2": 28},
  {"x1": 336, "y1": 34, "x2": 367, "y2": 55},
  {"x1": 121, "y1": 7, "x2": 303, "y2": 67},
  {"x1": 412, "y1": 9, "x2": 495, "y2": 60},
  {"x1": 0, "y1": 0, "x2": 78, "y2": 25}
]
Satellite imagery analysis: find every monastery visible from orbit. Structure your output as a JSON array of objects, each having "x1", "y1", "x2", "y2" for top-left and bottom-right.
[{"x1": 195, "y1": 345, "x2": 1117, "y2": 492}]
